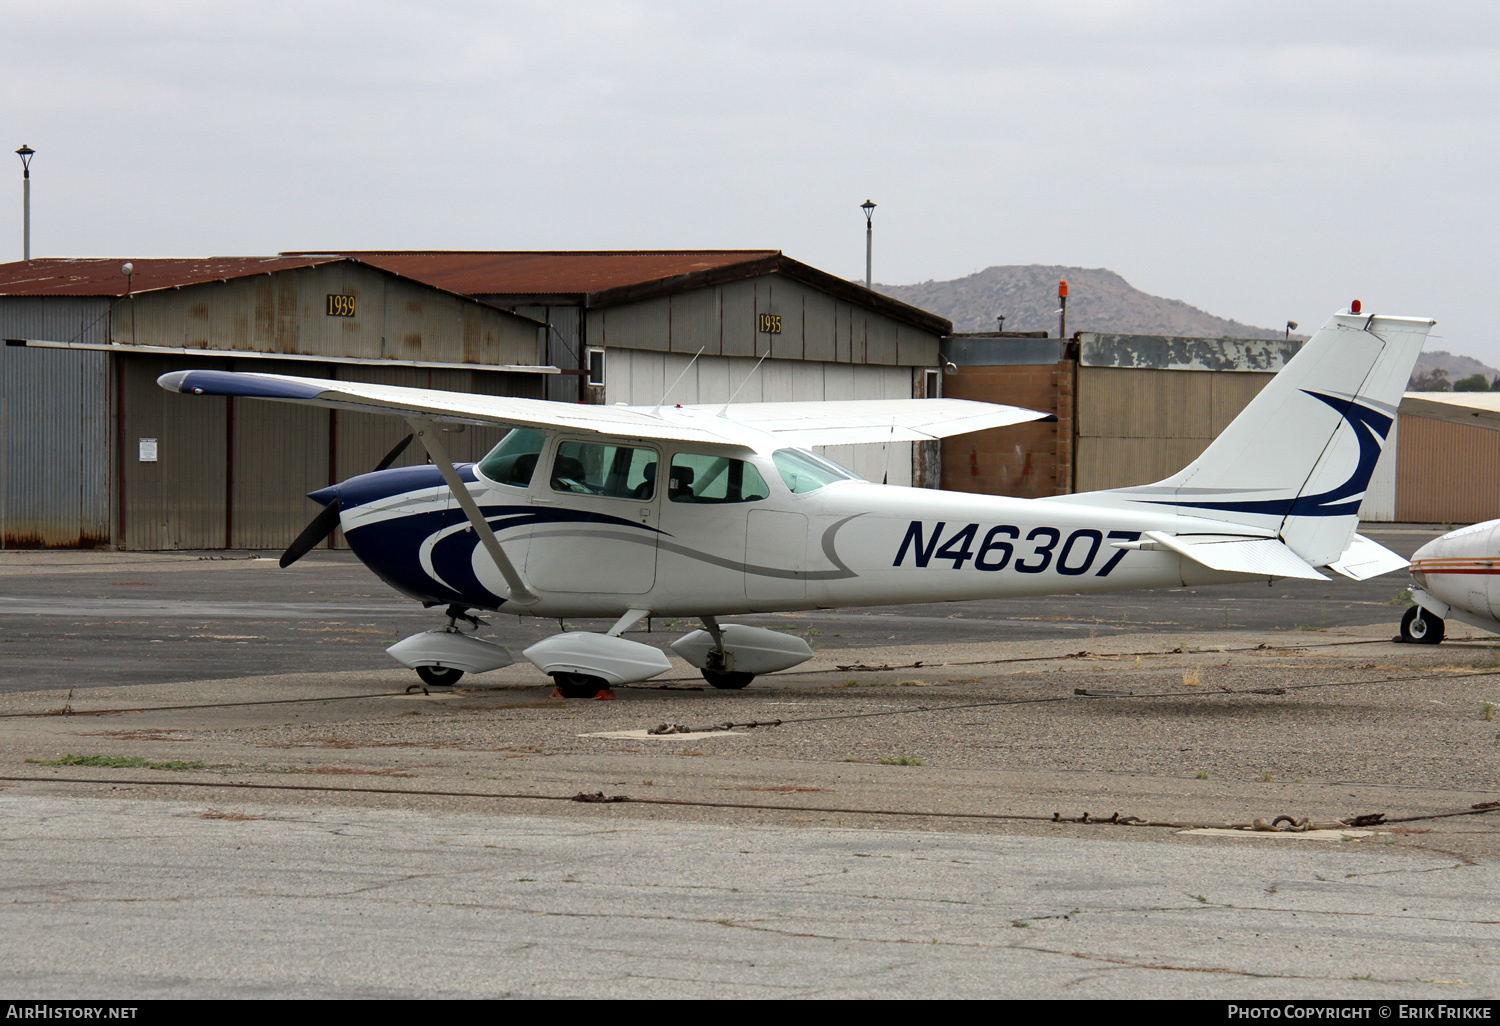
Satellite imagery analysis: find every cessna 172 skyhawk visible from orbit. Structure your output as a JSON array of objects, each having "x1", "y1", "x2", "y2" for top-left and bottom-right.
[{"x1": 157, "y1": 306, "x2": 1433, "y2": 696}]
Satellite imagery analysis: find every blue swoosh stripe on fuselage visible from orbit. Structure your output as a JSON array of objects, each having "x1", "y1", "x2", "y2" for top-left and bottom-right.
[
  {"x1": 331, "y1": 464, "x2": 666, "y2": 607},
  {"x1": 1140, "y1": 391, "x2": 1392, "y2": 518}
]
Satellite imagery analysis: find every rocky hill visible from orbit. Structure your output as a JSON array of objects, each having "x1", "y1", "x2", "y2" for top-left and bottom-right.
[
  {"x1": 1411, "y1": 350, "x2": 1500, "y2": 390},
  {"x1": 875, "y1": 265, "x2": 1289, "y2": 339}
]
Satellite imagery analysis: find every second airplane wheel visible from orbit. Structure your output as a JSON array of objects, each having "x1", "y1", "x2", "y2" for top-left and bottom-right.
[
  {"x1": 554, "y1": 672, "x2": 610, "y2": 698},
  {"x1": 416, "y1": 665, "x2": 464, "y2": 687},
  {"x1": 1400, "y1": 605, "x2": 1445, "y2": 645},
  {"x1": 702, "y1": 669, "x2": 755, "y2": 690}
]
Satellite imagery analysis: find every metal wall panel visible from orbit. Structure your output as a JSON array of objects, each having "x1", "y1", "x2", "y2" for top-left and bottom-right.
[
  {"x1": 0, "y1": 297, "x2": 111, "y2": 547},
  {"x1": 120, "y1": 354, "x2": 228, "y2": 550},
  {"x1": 1360, "y1": 417, "x2": 1398, "y2": 523},
  {"x1": 120, "y1": 263, "x2": 540, "y2": 367},
  {"x1": 669, "y1": 290, "x2": 720, "y2": 358},
  {"x1": 506, "y1": 304, "x2": 578, "y2": 402},
  {"x1": 755, "y1": 278, "x2": 801, "y2": 361},
  {"x1": 719, "y1": 279, "x2": 757, "y2": 358},
  {"x1": 1396, "y1": 414, "x2": 1500, "y2": 524},
  {"x1": 1075, "y1": 366, "x2": 1276, "y2": 492},
  {"x1": 803, "y1": 291, "x2": 837, "y2": 363},
  {"x1": 592, "y1": 274, "x2": 940, "y2": 370}
]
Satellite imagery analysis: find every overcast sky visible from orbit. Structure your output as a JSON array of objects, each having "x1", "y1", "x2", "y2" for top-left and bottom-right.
[{"x1": 4, "y1": 2, "x2": 1499, "y2": 361}]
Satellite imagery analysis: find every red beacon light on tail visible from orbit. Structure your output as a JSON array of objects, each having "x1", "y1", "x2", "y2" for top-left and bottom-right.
[{"x1": 1351, "y1": 299, "x2": 1362, "y2": 314}]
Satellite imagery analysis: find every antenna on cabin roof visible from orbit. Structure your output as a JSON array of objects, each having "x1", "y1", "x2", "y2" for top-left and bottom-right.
[
  {"x1": 651, "y1": 347, "x2": 705, "y2": 416},
  {"x1": 718, "y1": 350, "x2": 771, "y2": 417}
]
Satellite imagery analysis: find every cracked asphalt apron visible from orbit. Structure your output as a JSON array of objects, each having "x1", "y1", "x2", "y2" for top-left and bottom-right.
[{"x1": 1, "y1": 796, "x2": 1494, "y2": 999}]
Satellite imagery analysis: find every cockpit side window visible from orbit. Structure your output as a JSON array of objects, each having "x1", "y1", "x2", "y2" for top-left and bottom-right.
[
  {"x1": 668, "y1": 453, "x2": 771, "y2": 503},
  {"x1": 476, "y1": 428, "x2": 545, "y2": 488},
  {"x1": 551, "y1": 440, "x2": 657, "y2": 499},
  {"x1": 772, "y1": 448, "x2": 861, "y2": 494}
]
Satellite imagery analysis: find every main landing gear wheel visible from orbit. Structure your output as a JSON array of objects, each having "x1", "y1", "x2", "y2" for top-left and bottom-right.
[
  {"x1": 702, "y1": 669, "x2": 755, "y2": 690},
  {"x1": 416, "y1": 665, "x2": 464, "y2": 687},
  {"x1": 553, "y1": 672, "x2": 610, "y2": 698},
  {"x1": 1400, "y1": 605, "x2": 1445, "y2": 645}
]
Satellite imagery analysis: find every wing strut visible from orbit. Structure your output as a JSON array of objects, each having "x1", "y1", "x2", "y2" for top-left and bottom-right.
[{"x1": 408, "y1": 418, "x2": 539, "y2": 607}]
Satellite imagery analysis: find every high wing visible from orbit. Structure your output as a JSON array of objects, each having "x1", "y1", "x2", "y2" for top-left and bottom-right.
[
  {"x1": 156, "y1": 369, "x2": 1049, "y2": 448},
  {"x1": 675, "y1": 399, "x2": 1051, "y2": 447},
  {"x1": 1401, "y1": 391, "x2": 1500, "y2": 431}
]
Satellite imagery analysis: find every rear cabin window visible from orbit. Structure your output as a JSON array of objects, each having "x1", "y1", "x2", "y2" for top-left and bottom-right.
[
  {"x1": 668, "y1": 453, "x2": 771, "y2": 503},
  {"x1": 551, "y1": 441, "x2": 658, "y2": 500},
  {"x1": 772, "y1": 448, "x2": 860, "y2": 494},
  {"x1": 476, "y1": 428, "x2": 545, "y2": 487}
]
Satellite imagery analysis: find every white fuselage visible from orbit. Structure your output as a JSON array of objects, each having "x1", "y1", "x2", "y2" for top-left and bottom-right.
[
  {"x1": 1409, "y1": 519, "x2": 1500, "y2": 635},
  {"x1": 340, "y1": 432, "x2": 1274, "y2": 620}
]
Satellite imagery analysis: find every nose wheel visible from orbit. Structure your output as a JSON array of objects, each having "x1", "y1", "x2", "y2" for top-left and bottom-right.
[
  {"x1": 553, "y1": 672, "x2": 611, "y2": 698},
  {"x1": 1400, "y1": 605, "x2": 1444, "y2": 645},
  {"x1": 416, "y1": 665, "x2": 464, "y2": 687},
  {"x1": 702, "y1": 669, "x2": 755, "y2": 690}
]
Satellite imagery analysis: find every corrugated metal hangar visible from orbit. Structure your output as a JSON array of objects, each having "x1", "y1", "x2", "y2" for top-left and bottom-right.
[
  {"x1": 0, "y1": 251, "x2": 949, "y2": 550},
  {"x1": 940, "y1": 327, "x2": 1500, "y2": 525},
  {"x1": 292, "y1": 251, "x2": 949, "y2": 486}
]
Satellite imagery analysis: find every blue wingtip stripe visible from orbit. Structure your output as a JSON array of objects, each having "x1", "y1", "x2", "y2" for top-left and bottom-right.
[{"x1": 158, "y1": 370, "x2": 328, "y2": 401}]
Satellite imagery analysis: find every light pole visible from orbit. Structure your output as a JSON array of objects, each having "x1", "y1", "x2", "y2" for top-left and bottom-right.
[
  {"x1": 860, "y1": 199, "x2": 876, "y2": 288},
  {"x1": 15, "y1": 145, "x2": 34, "y2": 261}
]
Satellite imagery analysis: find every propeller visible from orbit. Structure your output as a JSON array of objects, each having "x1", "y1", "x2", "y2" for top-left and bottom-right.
[{"x1": 279, "y1": 433, "x2": 414, "y2": 568}]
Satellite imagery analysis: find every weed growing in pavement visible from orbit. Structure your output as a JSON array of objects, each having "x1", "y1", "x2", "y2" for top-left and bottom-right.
[
  {"x1": 879, "y1": 756, "x2": 923, "y2": 766},
  {"x1": 1389, "y1": 589, "x2": 1413, "y2": 605},
  {"x1": 1258, "y1": 771, "x2": 1274, "y2": 782},
  {"x1": 1192, "y1": 895, "x2": 1209, "y2": 904},
  {"x1": 28, "y1": 754, "x2": 206, "y2": 771},
  {"x1": 199, "y1": 809, "x2": 264, "y2": 821},
  {"x1": 1482, "y1": 702, "x2": 1494, "y2": 722},
  {"x1": 1182, "y1": 667, "x2": 1202, "y2": 687},
  {"x1": 1193, "y1": 770, "x2": 1209, "y2": 779}
]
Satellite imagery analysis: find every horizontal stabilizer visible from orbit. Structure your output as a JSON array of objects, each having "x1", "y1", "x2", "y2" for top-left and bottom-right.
[
  {"x1": 1326, "y1": 533, "x2": 1409, "y2": 581},
  {"x1": 1142, "y1": 531, "x2": 1328, "y2": 581}
]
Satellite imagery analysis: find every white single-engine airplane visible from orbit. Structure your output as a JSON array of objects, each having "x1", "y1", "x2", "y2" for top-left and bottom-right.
[
  {"x1": 1383, "y1": 390, "x2": 1500, "y2": 645},
  {"x1": 158, "y1": 306, "x2": 1433, "y2": 696}
]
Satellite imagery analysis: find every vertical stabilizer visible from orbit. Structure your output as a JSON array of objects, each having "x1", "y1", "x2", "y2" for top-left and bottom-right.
[{"x1": 1056, "y1": 309, "x2": 1434, "y2": 566}]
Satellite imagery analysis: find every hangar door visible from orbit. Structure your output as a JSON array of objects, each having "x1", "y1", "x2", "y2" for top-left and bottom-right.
[{"x1": 602, "y1": 350, "x2": 916, "y2": 487}]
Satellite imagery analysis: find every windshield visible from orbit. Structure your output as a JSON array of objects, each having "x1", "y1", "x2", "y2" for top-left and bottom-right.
[
  {"x1": 476, "y1": 428, "x2": 545, "y2": 487},
  {"x1": 772, "y1": 448, "x2": 861, "y2": 494}
]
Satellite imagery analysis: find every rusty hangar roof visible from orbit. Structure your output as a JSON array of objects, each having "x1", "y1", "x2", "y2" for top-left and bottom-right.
[
  {"x1": 0, "y1": 256, "x2": 348, "y2": 297},
  {"x1": 290, "y1": 251, "x2": 780, "y2": 297},
  {"x1": 284, "y1": 250, "x2": 951, "y2": 335}
]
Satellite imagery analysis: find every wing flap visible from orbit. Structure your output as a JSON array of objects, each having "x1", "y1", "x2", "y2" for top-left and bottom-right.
[{"x1": 1144, "y1": 531, "x2": 1329, "y2": 581}]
